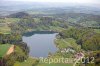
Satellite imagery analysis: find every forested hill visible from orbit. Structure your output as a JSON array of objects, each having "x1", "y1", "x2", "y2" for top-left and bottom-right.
[
  {"x1": 7, "y1": 12, "x2": 30, "y2": 18},
  {"x1": 0, "y1": 11, "x2": 100, "y2": 34}
]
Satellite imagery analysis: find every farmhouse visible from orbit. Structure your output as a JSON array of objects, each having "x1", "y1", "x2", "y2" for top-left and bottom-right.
[{"x1": 0, "y1": 44, "x2": 15, "y2": 66}]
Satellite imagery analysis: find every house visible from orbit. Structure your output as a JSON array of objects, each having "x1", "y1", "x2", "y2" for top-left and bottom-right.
[
  {"x1": 61, "y1": 47, "x2": 75, "y2": 53},
  {"x1": 0, "y1": 44, "x2": 15, "y2": 66}
]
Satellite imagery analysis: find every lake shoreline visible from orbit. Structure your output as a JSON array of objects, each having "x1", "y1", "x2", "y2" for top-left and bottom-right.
[{"x1": 22, "y1": 31, "x2": 58, "y2": 57}]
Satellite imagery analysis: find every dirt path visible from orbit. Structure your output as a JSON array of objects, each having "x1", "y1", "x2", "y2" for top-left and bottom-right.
[{"x1": 6, "y1": 45, "x2": 14, "y2": 55}]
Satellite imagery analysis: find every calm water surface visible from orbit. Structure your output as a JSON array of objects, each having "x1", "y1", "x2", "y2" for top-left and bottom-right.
[{"x1": 22, "y1": 31, "x2": 58, "y2": 57}]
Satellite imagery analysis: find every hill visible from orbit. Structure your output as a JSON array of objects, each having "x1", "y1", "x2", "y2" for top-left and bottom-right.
[{"x1": 7, "y1": 12, "x2": 30, "y2": 18}]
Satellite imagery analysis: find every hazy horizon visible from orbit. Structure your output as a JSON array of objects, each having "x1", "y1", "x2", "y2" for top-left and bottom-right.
[
  {"x1": 1, "y1": 0, "x2": 100, "y2": 4},
  {"x1": 0, "y1": 0, "x2": 100, "y2": 16},
  {"x1": 0, "y1": 0, "x2": 100, "y2": 7}
]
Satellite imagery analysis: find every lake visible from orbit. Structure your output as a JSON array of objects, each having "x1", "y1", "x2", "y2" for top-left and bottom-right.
[{"x1": 22, "y1": 31, "x2": 58, "y2": 57}]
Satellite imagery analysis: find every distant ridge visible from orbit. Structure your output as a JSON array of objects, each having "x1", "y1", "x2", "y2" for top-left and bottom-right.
[{"x1": 7, "y1": 12, "x2": 30, "y2": 18}]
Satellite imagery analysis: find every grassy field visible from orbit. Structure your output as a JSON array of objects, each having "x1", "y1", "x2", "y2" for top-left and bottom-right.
[
  {"x1": 37, "y1": 63, "x2": 73, "y2": 66},
  {"x1": 0, "y1": 44, "x2": 11, "y2": 58},
  {"x1": 0, "y1": 18, "x2": 20, "y2": 23},
  {"x1": 0, "y1": 25, "x2": 11, "y2": 33},
  {"x1": 14, "y1": 55, "x2": 74, "y2": 66},
  {"x1": 49, "y1": 26, "x2": 65, "y2": 32},
  {"x1": 94, "y1": 29, "x2": 100, "y2": 33},
  {"x1": 0, "y1": 18, "x2": 20, "y2": 33},
  {"x1": 55, "y1": 38, "x2": 81, "y2": 51},
  {"x1": 14, "y1": 60, "x2": 73, "y2": 66},
  {"x1": 14, "y1": 57, "x2": 38, "y2": 66}
]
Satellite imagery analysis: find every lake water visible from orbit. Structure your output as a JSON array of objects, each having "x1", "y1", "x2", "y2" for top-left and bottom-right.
[{"x1": 22, "y1": 31, "x2": 58, "y2": 57}]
